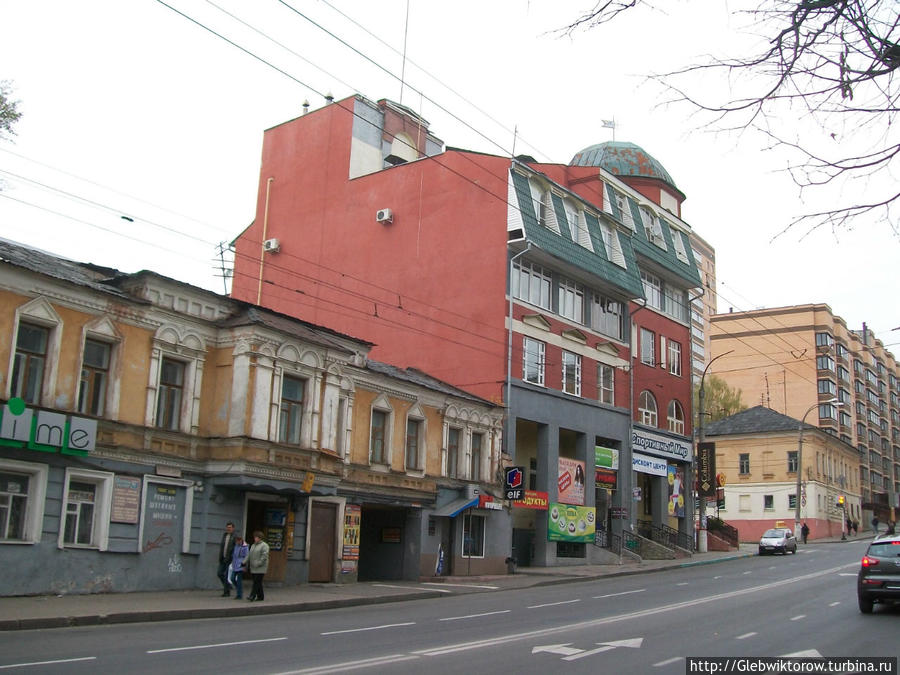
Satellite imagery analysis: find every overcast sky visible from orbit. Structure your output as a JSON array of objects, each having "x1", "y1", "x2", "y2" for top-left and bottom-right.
[{"x1": 1, "y1": 1, "x2": 897, "y2": 345}]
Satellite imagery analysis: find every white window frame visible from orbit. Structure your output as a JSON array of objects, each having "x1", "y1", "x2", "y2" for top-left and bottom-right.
[
  {"x1": 136, "y1": 475, "x2": 195, "y2": 554},
  {"x1": 8, "y1": 298, "x2": 63, "y2": 406},
  {"x1": 147, "y1": 326, "x2": 205, "y2": 435},
  {"x1": 638, "y1": 390, "x2": 658, "y2": 426},
  {"x1": 562, "y1": 351, "x2": 582, "y2": 396},
  {"x1": 598, "y1": 364, "x2": 614, "y2": 405},
  {"x1": 599, "y1": 220, "x2": 627, "y2": 268},
  {"x1": 640, "y1": 328, "x2": 656, "y2": 366},
  {"x1": 613, "y1": 191, "x2": 636, "y2": 231},
  {"x1": 0, "y1": 459, "x2": 48, "y2": 545},
  {"x1": 640, "y1": 271, "x2": 663, "y2": 310},
  {"x1": 512, "y1": 260, "x2": 552, "y2": 310},
  {"x1": 667, "y1": 400, "x2": 685, "y2": 435},
  {"x1": 278, "y1": 374, "x2": 306, "y2": 445},
  {"x1": 671, "y1": 227, "x2": 690, "y2": 264},
  {"x1": 58, "y1": 468, "x2": 114, "y2": 550},
  {"x1": 557, "y1": 277, "x2": 584, "y2": 324},
  {"x1": 668, "y1": 340, "x2": 682, "y2": 377},
  {"x1": 523, "y1": 337, "x2": 545, "y2": 386}
]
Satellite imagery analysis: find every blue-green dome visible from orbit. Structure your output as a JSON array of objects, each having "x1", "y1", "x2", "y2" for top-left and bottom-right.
[{"x1": 570, "y1": 141, "x2": 679, "y2": 192}]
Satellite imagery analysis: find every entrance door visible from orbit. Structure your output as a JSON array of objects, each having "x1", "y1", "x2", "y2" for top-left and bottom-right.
[
  {"x1": 245, "y1": 498, "x2": 288, "y2": 582},
  {"x1": 309, "y1": 501, "x2": 337, "y2": 583}
]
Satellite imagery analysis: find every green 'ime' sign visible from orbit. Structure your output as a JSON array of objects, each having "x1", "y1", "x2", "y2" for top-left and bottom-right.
[{"x1": 0, "y1": 397, "x2": 98, "y2": 456}]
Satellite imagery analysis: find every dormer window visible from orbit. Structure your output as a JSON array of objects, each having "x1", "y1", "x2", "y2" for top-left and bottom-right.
[{"x1": 639, "y1": 206, "x2": 666, "y2": 249}]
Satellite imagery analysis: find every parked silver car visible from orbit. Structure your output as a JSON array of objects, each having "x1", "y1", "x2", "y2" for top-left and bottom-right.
[{"x1": 758, "y1": 528, "x2": 797, "y2": 555}]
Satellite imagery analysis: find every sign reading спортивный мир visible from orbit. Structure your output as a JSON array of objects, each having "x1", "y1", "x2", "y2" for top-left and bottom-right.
[{"x1": 0, "y1": 397, "x2": 97, "y2": 455}]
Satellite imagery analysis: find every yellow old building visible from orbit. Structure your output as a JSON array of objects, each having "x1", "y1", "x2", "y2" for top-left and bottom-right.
[{"x1": 0, "y1": 239, "x2": 504, "y2": 596}]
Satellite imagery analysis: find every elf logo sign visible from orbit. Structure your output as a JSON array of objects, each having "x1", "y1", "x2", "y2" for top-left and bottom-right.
[{"x1": 505, "y1": 466, "x2": 524, "y2": 500}]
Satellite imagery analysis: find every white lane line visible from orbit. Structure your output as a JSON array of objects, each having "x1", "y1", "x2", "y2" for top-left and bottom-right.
[
  {"x1": 321, "y1": 623, "x2": 415, "y2": 636},
  {"x1": 274, "y1": 654, "x2": 420, "y2": 675},
  {"x1": 838, "y1": 573, "x2": 856, "y2": 577},
  {"x1": 736, "y1": 632, "x2": 757, "y2": 640},
  {"x1": 654, "y1": 657, "x2": 683, "y2": 667},
  {"x1": 676, "y1": 582, "x2": 689, "y2": 586},
  {"x1": 421, "y1": 582, "x2": 499, "y2": 590},
  {"x1": 528, "y1": 599, "x2": 581, "y2": 609},
  {"x1": 0, "y1": 657, "x2": 96, "y2": 670},
  {"x1": 148, "y1": 637, "x2": 287, "y2": 654},
  {"x1": 374, "y1": 583, "x2": 451, "y2": 593},
  {"x1": 713, "y1": 575, "x2": 722, "y2": 579},
  {"x1": 829, "y1": 601, "x2": 841, "y2": 607},
  {"x1": 411, "y1": 562, "x2": 857, "y2": 658},
  {"x1": 743, "y1": 571, "x2": 753, "y2": 575},
  {"x1": 790, "y1": 615, "x2": 806, "y2": 621},
  {"x1": 593, "y1": 589, "x2": 645, "y2": 599},
  {"x1": 440, "y1": 610, "x2": 511, "y2": 622}
]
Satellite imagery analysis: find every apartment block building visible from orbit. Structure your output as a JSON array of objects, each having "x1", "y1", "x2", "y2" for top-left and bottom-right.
[
  {"x1": 231, "y1": 95, "x2": 703, "y2": 565},
  {"x1": 0, "y1": 238, "x2": 503, "y2": 596},
  {"x1": 708, "y1": 304, "x2": 899, "y2": 524}
]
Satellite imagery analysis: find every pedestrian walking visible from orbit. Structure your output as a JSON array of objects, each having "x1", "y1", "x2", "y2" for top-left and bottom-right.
[
  {"x1": 229, "y1": 534, "x2": 249, "y2": 600},
  {"x1": 852, "y1": 519, "x2": 858, "y2": 535},
  {"x1": 800, "y1": 522, "x2": 809, "y2": 544},
  {"x1": 886, "y1": 520, "x2": 896, "y2": 536},
  {"x1": 846, "y1": 517, "x2": 853, "y2": 537},
  {"x1": 217, "y1": 522, "x2": 236, "y2": 596},
  {"x1": 872, "y1": 516, "x2": 880, "y2": 535},
  {"x1": 247, "y1": 530, "x2": 270, "y2": 602}
]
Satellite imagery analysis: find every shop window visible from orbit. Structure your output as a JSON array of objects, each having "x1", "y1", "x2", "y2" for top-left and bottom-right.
[{"x1": 462, "y1": 514, "x2": 485, "y2": 557}]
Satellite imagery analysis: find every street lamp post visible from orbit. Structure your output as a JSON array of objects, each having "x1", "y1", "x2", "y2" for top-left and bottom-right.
[
  {"x1": 696, "y1": 350, "x2": 733, "y2": 553},
  {"x1": 794, "y1": 398, "x2": 841, "y2": 540}
]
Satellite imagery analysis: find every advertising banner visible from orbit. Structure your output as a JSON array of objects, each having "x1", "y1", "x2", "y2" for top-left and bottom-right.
[
  {"x1": 667, "y1": 464, "x2": 685, "y2": 518},
  {"x1": 513, "y1": 490, "x2": 549, "y2": 510},
  {"x1": 557, "y1": 457, "x2": 586, "y2": 505},
  {"x1": 594, "y1": 446, "x2": 619, "y2": 470},
  {"x1": 548, "y1": 502, "x2": 596, "y2": 542}
]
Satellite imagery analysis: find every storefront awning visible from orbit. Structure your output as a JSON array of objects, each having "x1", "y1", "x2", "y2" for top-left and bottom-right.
[
  {"x1": 432, "y1": 496, "x2": 479, "y2": 517},
  {"x1": 213, "y1": 475, "x2": 336, "y2": 496}
]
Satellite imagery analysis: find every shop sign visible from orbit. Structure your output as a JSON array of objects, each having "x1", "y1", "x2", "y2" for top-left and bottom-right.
[
  {"x1": 632, "y1": 428, "x2": 692, "y2": 462},
  {"x1": 342, "y1": 504, "x2": 361, "y2": 560},
  {"x1": 697, "y1": 442, "x2": 716, "y2": 496},
  {"x1": 595, "y1": 468, "x2": 617, "y2": 487},
  {"x1": 548, "y1": 502, "x2": 596, "y2": 542},
  {"x1": 632, "y1": 452, "x2": 668, "y2": 476},
  {"x1": 513, "y1": 490, "x2": 549, "y2": 510},
  {"x1": 111, "y1": 476, "x2": 141, "y2": 524},
  {"x1": 594, "y1": 445, "x2": 619, "y2": 470},
  {"x1": 478, "y1": 495, "x2": 503, "y2": 510},
  {"x1": 0, "y1": 397, "x2": 97, "y2": 455}
]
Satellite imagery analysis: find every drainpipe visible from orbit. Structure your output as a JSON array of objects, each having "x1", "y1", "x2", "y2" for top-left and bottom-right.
[
  {"x1": 257, "y1": 177, "x2": 275, "y2": 305},
  {"x1": 505, "y1": 243, "x2": 532, "y2": 453}
]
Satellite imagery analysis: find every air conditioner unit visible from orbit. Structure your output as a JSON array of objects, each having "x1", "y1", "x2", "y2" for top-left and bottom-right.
[
  {"x1": 375, "y1": 208, "x2": 393, "y2": 224},
  {"x1": 464, "y1": 483, "x2": 480, "y2": 500},
  {"x1": 263, "y1": 238, "x2": 280, "y2": 253}
]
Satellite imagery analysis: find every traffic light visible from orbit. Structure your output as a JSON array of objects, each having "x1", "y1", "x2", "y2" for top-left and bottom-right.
[{"x1": 837, "y1": 495, "x2": 845, "y2": 507}]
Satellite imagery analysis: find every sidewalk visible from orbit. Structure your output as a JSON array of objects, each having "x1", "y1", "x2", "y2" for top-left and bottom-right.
[{"x1": 0, "y1": 539, "x2": 855, "y2": 631}]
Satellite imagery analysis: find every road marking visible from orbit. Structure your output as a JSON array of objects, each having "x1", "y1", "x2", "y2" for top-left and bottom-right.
[
  {"x1": 0, "y1": 657, "x2": 96, "y2": 670},
  {"x1": 440, "y1": 610, "x2": 511, "y2": 622},
  {"x1": 838, "y1": 573, "x2": 856, "y2": 577},
  {"x1": 374, "y1": 583, "x2": 450, "y2": 593},
  {"x1": 676, "y1": 582, "x2": 689, "y2": 586},
  {"x1": 654, "y1": 657, "x2": 683, "y2": 667},
  {"x1": 790, "y1": 615, "x2": 806, "y2": 621},
  {"x1": 785, "y1": 650, "x2": 822, "y2": 657},
  {"x1": 528, "y1": 599, "x2": 581, "y2": 609},
  {"x1": 736, "y1": 632, "x2": 757, "y2": 640},
  {"x1": 561, "y1": 638, "x2": 643, "y2": 661},
  {"x1": 829, "y1": 601, "x2": 840, "y2": 606},
  {"x1": 713, "y1": 575, "x2": 722, "y2": 579},
  {"x1": 421, "y1": 582, "x2": 499, "y2": 590},
  {"x1": 743, "y1": 571, "x2": 752, "y2": 575},
  {"x1": 273, "y1": 654, "x2": 420, "y2": 675},
  {"x1": 593, "y1": 589, "x2": 645, "y2": 599},
  {"x1": 147, "y1": 637, "x2": 287, "y2": 653},
  {"x1": 321, "y1": 623, "x2": 415, "y2": 636},
  {"x1": 410, "y1": 562, "x2": 856, "y2": 658},
  {"x1": 532, "y1": 644, "x2": 583, "y2": 657}
]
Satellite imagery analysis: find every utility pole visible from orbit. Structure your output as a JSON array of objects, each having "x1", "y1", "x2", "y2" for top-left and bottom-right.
[{"x1": 696, "y1": 350, "x2": 732, "y2": 553}]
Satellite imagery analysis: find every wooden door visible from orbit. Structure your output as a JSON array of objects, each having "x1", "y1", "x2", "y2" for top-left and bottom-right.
[{"x1": 309, "y1": 502, "x2": 337, "y2": 583}]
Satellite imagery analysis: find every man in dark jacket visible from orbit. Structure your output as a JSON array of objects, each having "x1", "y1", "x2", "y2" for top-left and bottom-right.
[{"x1": 218, "y1": 522, "x2": 236, "y2": 596}]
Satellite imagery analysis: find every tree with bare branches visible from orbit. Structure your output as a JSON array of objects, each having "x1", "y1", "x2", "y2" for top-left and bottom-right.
[
  {"x1": 565, "y1": 1, "x2": 899, "y2": 237},
  {"x1": 0, "y1": 80, "x2": 22, "y2": 142}
]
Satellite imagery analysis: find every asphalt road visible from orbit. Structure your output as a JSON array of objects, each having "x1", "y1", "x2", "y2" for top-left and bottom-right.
[{"x1": 1, "y1": 539, "x2": 897, "y2": 674}]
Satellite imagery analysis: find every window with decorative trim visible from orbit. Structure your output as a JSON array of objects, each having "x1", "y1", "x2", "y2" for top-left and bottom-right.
[
  {"x1": 278, "y1": 375, "x2": 305, "y2": 444},
  {"x1": 405, "y1": 405, "x2": 426, "y2": 472},
  {"x1": 59, "y1": 468, "x2": 113, "y2": 550},
  {"x1": 0, "y1": 459, "x2": 48, "y2": 544},
  {"x1": 370, "y1": 408, "x2": 390, "y2": 465},
  {"x1": 78, "y1": 339, "x2": 111, "y2": 417},
  {"x1": 156, "y1": 357, "x2": 185, "y2": 431},
  {"x1": 638, "y1": 390, "x2": 658, "y2": 426},
  {"x1": 11, "y1": 322, "x2": 49, "y2": 405},
  {"x1": 446, "y1": 426, "x2": 461, "y2": 478},
  {"x1": 470, "y1": 432, "x2": 483, "y2": 481}
]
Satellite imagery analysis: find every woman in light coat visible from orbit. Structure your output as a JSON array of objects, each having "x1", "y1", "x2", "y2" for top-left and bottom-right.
[{"x1": 247, "y1": 530, "x2": 270, "y2": 602}]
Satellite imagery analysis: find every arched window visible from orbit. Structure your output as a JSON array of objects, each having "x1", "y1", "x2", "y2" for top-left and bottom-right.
[
  {"x1": 638, "y1": 390, "x2": 657, "y2": 426},
  {"x1": 668, "y1": 400, "x2": 685, "y2": 434}
]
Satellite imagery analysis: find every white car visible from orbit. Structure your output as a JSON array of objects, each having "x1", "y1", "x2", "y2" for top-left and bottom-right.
[{"x1": 758, "y1": 528, "x2": 797, "y2": 555}]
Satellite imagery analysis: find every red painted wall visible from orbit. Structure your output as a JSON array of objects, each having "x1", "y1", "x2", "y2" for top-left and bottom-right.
[{"x1": 231, "y1": 101, "x2": 513, "y2": 402}]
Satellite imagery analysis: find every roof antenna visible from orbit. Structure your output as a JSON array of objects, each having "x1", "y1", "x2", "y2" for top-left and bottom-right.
[{"x1": 399, "y1": 0, "x2": 411, "y2": 104}]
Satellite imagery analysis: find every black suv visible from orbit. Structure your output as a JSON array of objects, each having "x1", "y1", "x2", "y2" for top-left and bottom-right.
[{"x1": 857, "y1": 534, "x2": 900, "y2": 613}]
